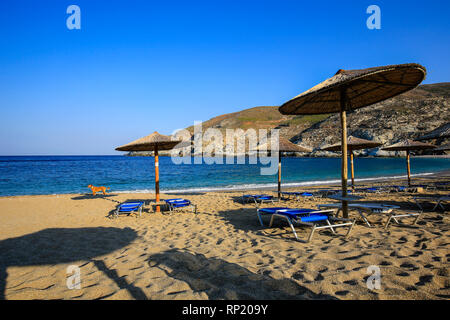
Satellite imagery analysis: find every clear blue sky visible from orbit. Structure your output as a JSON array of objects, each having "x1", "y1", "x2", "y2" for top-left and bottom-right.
[{"x1": 0, "y1": 0, "x2": 449, "y2": 155}]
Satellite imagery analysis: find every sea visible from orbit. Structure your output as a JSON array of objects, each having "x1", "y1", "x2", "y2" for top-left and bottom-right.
[{"x1": 0, "y1": 155, "x2": 449, "y2": 196}]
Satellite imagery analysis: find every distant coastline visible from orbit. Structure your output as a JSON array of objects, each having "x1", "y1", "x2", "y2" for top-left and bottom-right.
[{"x1": 124, "y1": 152, "x2": 450, "y2": 158}]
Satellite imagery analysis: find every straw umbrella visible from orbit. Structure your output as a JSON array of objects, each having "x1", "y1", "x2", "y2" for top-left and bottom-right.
[
  {"x1": 382, "y1": 139, "x2": 436, "y2": 186},
  {"x1": 254, "y1": 136, "x2": 312, "y2": 199},
  {"x1": 116, "y1": 131, "x2": 181, "y2": 212},
  {"x1": 279, "y1": 63, "x2": 426, "y2": 218},
  {"x1": 322, "y1": 136, "x2": 382, "y2": 190},
  {"x1": 416, "y1": 123, "x2": 450, "y2": 141}
]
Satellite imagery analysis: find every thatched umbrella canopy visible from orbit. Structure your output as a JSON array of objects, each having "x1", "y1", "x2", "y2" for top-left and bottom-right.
[
  {"x1": 382, "y1": 139, "x2": 436, "y2": 186},
  {"x1": 279, "y1": 63, "x2": 426, "y2": 217},
  {"x1": 322, "y1": 136, "x2": 382, "y2": 189},
  {"x1": 254, "y1": 136, "x2": 312, "y2": 199},
  {"x1": 116, "y1": 131, "x2": 181, "y2": 152},
  {"x1": 116, "y1": 131, "x2": 182, "y2": 212},
  {"x1": 416, "y1": 123, "x2": 450, "y2": 141}
]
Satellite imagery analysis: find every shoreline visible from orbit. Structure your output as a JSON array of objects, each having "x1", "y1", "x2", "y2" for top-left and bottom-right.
[
  {"x1": 3, "y1": 154, "x2": 448, "y2": 158},
  {"x1": 1, "y1": 169, "x2": 449, "y2": 199}
]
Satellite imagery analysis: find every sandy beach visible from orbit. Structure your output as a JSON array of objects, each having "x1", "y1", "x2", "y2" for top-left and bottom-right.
[{"x1": 0, "y1": 176, "x2": 449, "y2": 300}]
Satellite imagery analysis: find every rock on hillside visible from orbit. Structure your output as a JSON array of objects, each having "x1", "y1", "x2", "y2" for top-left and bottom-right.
[
  {"x1": 292, "y1": 83, "x2": 450, "y2": 156},
  {"x1": 130, "y1": 83, "x2": 450, "y2": 157}
]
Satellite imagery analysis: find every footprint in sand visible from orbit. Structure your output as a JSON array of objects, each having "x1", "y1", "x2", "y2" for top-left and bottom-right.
[
  {"x1": 292, "y1": 271, "x2": 303, "y2": 280},
  {"x1": 415, "y1": 275, "x2": 434, "y2": 286},
  {"x1": 432, "y1": 256, "x2": 441, "y2": 262},
  {"x1": 406, "y1": 286, "x2": 418, "y2": 291},
  {"x1": 409, "y1": 251, "x2": 423, "y2": 257},
  {"x1": 335, "y1": 290, "x2": 350, "y2": 296},
  {"x1": 400, "y1": 262, "x2": 419, "y2": 270},
  {"x1": 343, "y1": 279, "x2": 358, "y2": 286},
  {"x1": 314, "y1": 273, "x2": 324, "y2": 281}
]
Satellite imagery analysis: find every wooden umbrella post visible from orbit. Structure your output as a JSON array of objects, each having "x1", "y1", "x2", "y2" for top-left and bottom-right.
[
  {"x1": 154, "y1": 145, "x2": 160, "y2": 212},
  {"x1": 278, "y1": 151, "x2": 281, "y2": 200},
  {"x1": 350, "y1": 151, "x2": 355, "y2": 191},
  {"x1": 406, "y1": 150, "x2": 411, "y2": 187},
  {"x1": 340, "y1": 89, "x2": 349, "y2": 218}
]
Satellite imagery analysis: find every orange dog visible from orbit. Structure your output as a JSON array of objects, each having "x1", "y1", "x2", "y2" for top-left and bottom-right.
[{"x1": 87, "y1": 184, "x2": 110, "y2": 195}]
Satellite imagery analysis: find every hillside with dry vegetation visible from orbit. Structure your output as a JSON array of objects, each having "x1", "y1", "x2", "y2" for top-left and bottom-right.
[
  {"x1": 181, "y1": 82, "x2": 450, "y2": 156},
  {"x1": 131, "y1": 83, "x2": 449, "y2": 156}
]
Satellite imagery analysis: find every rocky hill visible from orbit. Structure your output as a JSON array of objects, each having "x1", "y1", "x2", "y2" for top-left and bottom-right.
[
  {"x1": 130, "y1": 83, "x2": 449, "y2": 157},
  {"x1": 181, "y1": 82, "x2": 450, "y2": 157}
]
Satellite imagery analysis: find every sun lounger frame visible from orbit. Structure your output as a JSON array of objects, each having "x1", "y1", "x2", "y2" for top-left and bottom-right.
[
  {"x1": 165, "y1": 198, "x2": 197, "y2": 214},
  {"x1": 114, "y1": 201, "x2": 144, "y2": 218},
  {"x1": 242, "y1": 194, "x2": 275, "y2": 206},
  {"x1": 257, "y1": 208, "x2": 355, "y2": 242},
  {"x1": 318, "y1": 203, "x2": 422, "y2": 228},
  {"x1": 413, "y1": 196, "x2": 449, "y2": 212},
  {"x1": 279, "y1": 191, "x2": 316, "y2": 201}
]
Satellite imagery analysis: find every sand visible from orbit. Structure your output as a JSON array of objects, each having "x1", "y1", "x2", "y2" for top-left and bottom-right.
[{"x1": 0, "y1": 179, "x2": 449, "y2": 300}]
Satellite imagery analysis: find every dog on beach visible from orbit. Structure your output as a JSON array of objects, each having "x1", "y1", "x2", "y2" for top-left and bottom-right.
[{"x1": 87, "y1": 184, "x2": 110, "y2": 196}]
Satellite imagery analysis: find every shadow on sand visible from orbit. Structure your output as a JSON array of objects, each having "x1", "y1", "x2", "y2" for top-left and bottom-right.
[
  {"x1": 147, "y1": 249, "x2": 337, "y2": 299},
  {"x1": 0, "y1": 227, "x2": 144, "y2": 300},
  {"x1": 71, "y1": 194, "x2": 120, "y2": 202},
  {"x1": 164, "y1": 192, "x2": 206, "y2": 196}
]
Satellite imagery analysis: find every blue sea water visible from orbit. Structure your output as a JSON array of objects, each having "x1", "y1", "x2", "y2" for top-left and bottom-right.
[{"x1": 0, "y1": 156, "x2": 449, "y2": 196}]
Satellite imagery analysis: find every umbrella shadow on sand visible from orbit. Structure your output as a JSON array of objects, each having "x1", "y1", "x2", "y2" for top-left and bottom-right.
[
  {"x1": 147, "y1": 249, "x2": 337, "y2": 299},
  {"x1": 217, "y1": 208, "x2": 265, "y2": 233},
  {"x1": 0, "y1": 227, "x2": 144, "y2": 300}
]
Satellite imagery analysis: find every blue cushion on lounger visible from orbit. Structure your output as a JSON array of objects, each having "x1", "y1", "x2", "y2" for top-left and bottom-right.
[
  {"x1": 297, "y1": 214, "x2": 329, "y2": 222},
  {"x1": 117, "y1": 202, "x2": 144, "y2": 212},
  {"x1": 258, "y1": 207, "x2": 291, "y2": 214},
  {"x1": 165, "y1": 198, "x2": 185, "y2": 203},
  {"x1": 165, "y1": 199, "x2": 191, "y2": 207},
  {"x1": 257, "y1": 196, "x2": 273, "y2": 200},
  {"x1": 276, "y1": 209, "x2": 323, "y2": 220},
  {"x1": 300, "y1": 192, "x2": 314, "y2": 197},
  {"x1": 260, "y1": 208, "x2": 317, "y2": 217},
  {"x1": 244, "y1": 194, "x2": 270, "y2": 199},
  {"x1": 172, "y1": 202, "x2": 191, "y2": 208}
]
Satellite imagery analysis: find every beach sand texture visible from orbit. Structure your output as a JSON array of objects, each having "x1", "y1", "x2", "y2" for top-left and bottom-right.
[{"x1": 0, "y1": 184, "x2": 449, "y2": 300}]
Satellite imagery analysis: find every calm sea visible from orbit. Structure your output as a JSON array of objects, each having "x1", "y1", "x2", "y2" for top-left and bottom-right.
[{"x1": 0, "y1": 156, "x2": 449, "y2": 196}]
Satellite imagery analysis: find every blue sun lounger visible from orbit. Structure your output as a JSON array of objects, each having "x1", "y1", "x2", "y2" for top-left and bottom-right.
[
  {"x1": 257, "y1": 207, "x2": 355, "y2": 242},
  {"x1": 114, "y1": 201, "x2": 144, "y2": 218},
  {"x1": 164, "y1": 198, "x2": 197, "y2": 213},
  {"x1": 356, "y1": 187, "x2": 382, "y2": 194},
  {"x1": 280, "y1": 192, "x2": 315, "y2": 201},
  {"x1": 390, "y1": 185, "x2": 407, "y2": 192},
  {"x1": 241, "y1": 194, "x2": 274, "y2": 205}
]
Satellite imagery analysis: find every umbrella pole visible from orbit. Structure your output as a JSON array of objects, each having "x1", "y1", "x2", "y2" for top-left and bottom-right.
[
  {"x1": 278, "y1": 151, "x2": 281, "y2": 200},
  {"x1": 340, "y1": 89, "x2": 349, "y2": 218},
  {"x1": 406, "y1": 150, "x2": 411, "y2": 187},
  {"x1": 155, "y1": 146, "x2": 160, "y2": 212},
  {"x1": 350, "y1": 151, "x2": 355, "y2": 191}
]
